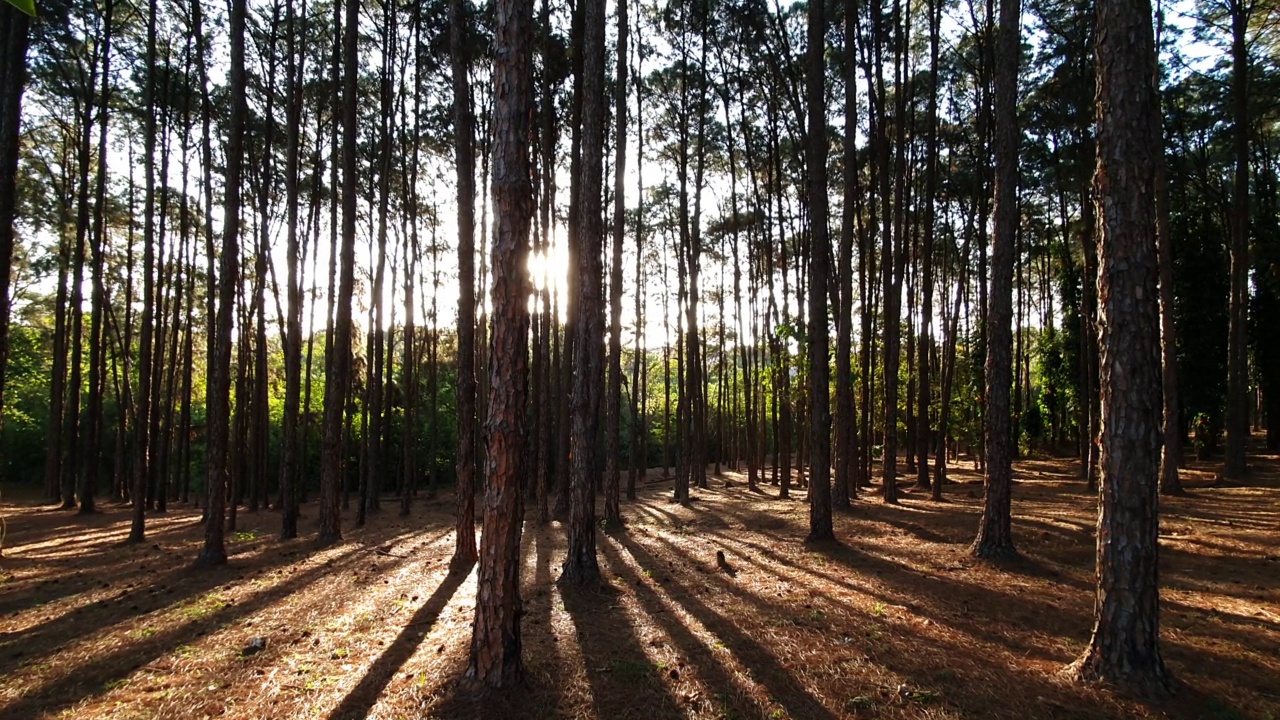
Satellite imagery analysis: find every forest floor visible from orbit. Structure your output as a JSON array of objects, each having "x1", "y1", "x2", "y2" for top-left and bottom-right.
[{"x1": 0, "y1": 443, "x2": 1278, "y2": 720}]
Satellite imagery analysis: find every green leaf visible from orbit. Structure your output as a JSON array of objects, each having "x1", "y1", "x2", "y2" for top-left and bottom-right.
[{"x1": 4, "y1": 0, "x2": 35, "y2": 16}]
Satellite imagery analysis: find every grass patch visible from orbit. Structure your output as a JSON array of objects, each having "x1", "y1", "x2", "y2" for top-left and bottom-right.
[
  {"x1": 177, "y1": 594, "x2": 229, "y2": 620},
  {"x1": 845, "y1": 696, "x2": 875, "y2": 711},
  {"x1": 610, "y1": 657, "x2": 654, "y2": 682}
]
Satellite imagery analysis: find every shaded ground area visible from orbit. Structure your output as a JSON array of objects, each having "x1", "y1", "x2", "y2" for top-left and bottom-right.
[{"x1": 0, "y1": 445, "x2": 1277, "y2": 720}]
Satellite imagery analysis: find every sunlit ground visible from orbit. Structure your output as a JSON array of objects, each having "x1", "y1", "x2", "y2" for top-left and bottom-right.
[{"x1": 0, "y1": 442, "x2": 1277, "y2": 720}]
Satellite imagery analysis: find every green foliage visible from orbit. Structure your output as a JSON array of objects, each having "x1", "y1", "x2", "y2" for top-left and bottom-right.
[
  {"x1": 1192, "y1": 412, "x2": 1219, "y2": 461},
  {"x1": 2, "y1": 325, "x2": 52, "y2": 483},
  {"x1": 0, "y1": 314, "x2": 467, "y2": 500},
  {"x1": 4, "y1": 0, "x2": 35, "y2": 17}
]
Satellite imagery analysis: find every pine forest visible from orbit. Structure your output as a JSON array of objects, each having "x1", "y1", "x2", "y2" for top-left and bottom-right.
[{"x1": 0, "y1": 0, "x2": 1277, "y2": 714}]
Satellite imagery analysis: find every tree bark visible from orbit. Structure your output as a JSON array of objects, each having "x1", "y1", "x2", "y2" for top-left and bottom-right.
[
  {"x1": 834, "y1": 0, "x2": 858, "y2": 508},
  {"x1": 604, "y1": 0, "x2": 629, "y2": 528},
  {"x1": 129, "y1": 0, "x2": 162, "y2": 539},
  {"x1": 0, "y1": 3, "x2": 29, "y2": 447},
  {"x1": 319, "y1": 0, "x2": 361, "y2": 546},
  {"x1": 467, "y1": 0, "x2": 534, "y2": 685},
  {"x1": 450, "y1": 0, "x2": 480, "y2": 567},
  {"x1": 1154, "y1": 73, "x2": 1182, "y2": 496},
  {"x1": 1082, "y1": 184, "x2": 1101, "y2": 489},
  {"x1": 82, "y1": 0, "x2": 116, "y2": 516},
  {"x1": 1069, "y1": 0, "x2": 1172, "y2": 691},
  {"x1": 1223, "y1": 0, "x2": 1250, "y2": 480},
  {"x1": 562, "y1": 0, "x2": 606, "y2": 586},
  {"x1": 628, "y1": 12, "x2": 645, "y2": 502},
  {"x1": 972, "y1": 0, "x2": 1020, "y2": 560},
  {"x1": 806, "y1": 0, "x2": 834, "y2": 542},
  {"x1": 198, "y1": 0, "x2": 246, "y2": 566},
  {"x1": 916, "y1": 0, "x2": 942, "y2": 490},
  {"x1": 280, "y1": 0, "x2": 309, "y2": 538}
]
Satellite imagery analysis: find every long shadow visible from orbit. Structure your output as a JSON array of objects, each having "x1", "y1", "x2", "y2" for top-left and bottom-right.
[
  {"x1": 7, "y1": 507, "x2": 230, "y2": 549},
  {"x1": 520, "y1": 525, "x2": 567, "y2": 713},
  {"x1": 998, "y1": 552, "x2": 1093, "y2": 593},
  {"x1": 0, "y1": 558, "x2": 135, "y2": 617},
  {"x1": 631, "y1": 502, "x2": 685, "y2": 528},
  {"x1": 640, "y1": 466, "x2": 1276, "y2": 715},
  {"x1": 702, "y1": 530, "x2": 876, "y2": 598},
  {"x1": 559, "y1": 563, "x2": 685, "y2": 720},
  {"x1": 325, "y1": 561, "x2": 472, "y2": 720},
  {"x1": 0, "y1": 523, "x2": 300, "y2": 620},
  {"x1": 677, "y1": 501, "x2": 734, "y2": 529},
  {"x1": 661, "y1": 536, "x2": 1158, "y2": 719},
  {"x1": 867, "y1": 513, "x2": 964, "y2": 545},
  {"x1": 810, "y1": 539, "x2": 1097, "y2": 651},
  {"x1": 698, "y1": 501, "x2": 1085, "y2": 598},
  {"x1": 0, "y1": 538, "x2": 317, "y2": 671},
  {"x1": 0, "y1": 509, "x2": 304, "y2": 620},
  {"x1": 610, "y1": 533, "x2": 840, "y2": 720},
  {"x1": 598, "y1": 538, "x2": 767, "y2": 718},
  {"x1": 1169, "y1": 505, "x2": 1279, "y2": 533},
  {"x1": 0, "y1": 543, "x2": 365, "y2": 719},
  {"x1": 1166, "y1": 596, "x2": 1280, "y2": 636},
  {"x1": 703, "y1": 525, "x2": 1090, "y2": 650}
]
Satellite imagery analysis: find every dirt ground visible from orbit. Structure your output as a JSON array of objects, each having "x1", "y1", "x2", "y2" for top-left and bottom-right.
[{"x1": 1, "y1": 446, "x2": 1277, "y2": 720}]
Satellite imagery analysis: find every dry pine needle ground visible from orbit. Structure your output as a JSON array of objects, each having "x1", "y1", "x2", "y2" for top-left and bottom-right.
[{"x1": 0, "y1": 447, "x2": 1277, "y2": 720}]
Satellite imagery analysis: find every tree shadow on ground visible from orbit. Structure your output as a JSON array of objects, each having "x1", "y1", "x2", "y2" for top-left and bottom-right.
[
  {"x1": 559, "y1": 565, "x2": 685, "y2": 720},
  {"x1": 0, "y1": 527, "x2": 319, "y2": 673},
  {"x1": 610, "y1": 531, "x2": 840, "y2": 720},
  {"x1": 325, "y1": 560, "x2": 472, "y2": 720},
  {"x1": 0, "y1": 542, "x2": 365, "y2": 718}
]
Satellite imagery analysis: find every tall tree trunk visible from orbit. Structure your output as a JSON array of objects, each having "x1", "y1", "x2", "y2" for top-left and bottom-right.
[
  {"x1": 1082, "y1": 183, "x2": 1100, "y2": 489},
  {"x1": 82, "y1": 0, "x2": 115, "y2": 515},
  {"x1": 253, "y1": 212, "x2": 270, "y2": 516},
  {"x1": 401, "y1": 11, "x2": 423, "y2": 516},
  {"x1": 428, "y1": 238, "x2": 443, "y2": 497},
  {"x1": 451, "y1": 0, "x2": 479, "y2": 568},
  {"x1": 562, "y1": 0, "x2": 607, "y2": 586},
  {"x1": 130, "y1": 0, "x2": 161, "y2": 540},
  {"x1": 688, "y1": 21, "x2": 710, "y2": 493},
  {"x1": 319, "y1": 0, "x2": 360, "y2": 546},
  {"x1": 916, "y1": 0, "x2": 941, "y2": 490},
  {"x1": 280, "y1": 0, "x2": 309, "y2": 539},
  {"x1": 834, "y1": 0, "x2": 858, "y2": 507},
  {"x1": 43, "y1": 225, "x2": 70, "y2": 503},
  {"x1": 857, "y1": 42, "x2": 874, "y2": 493},
  {"x1": 537, "y1": 0, "x2": 556, "y2": 519},
  {"x1": 806, "y1": 0, "x2": 833, "y2": 541},
  {"x1": 972, "y1": 0, "x2": 1020, "y2": 560},
  {"x1": 934, "y1": 222, "x2": 972, "y2": 497},
  {"x1": 149, "y1": 89, "x2": 174, "y2": 514},
  {"x1": 769, "y1": 107, "x2": 792, "y2": 499},
  {"x1": 467, "y1": 0, "x2": 534, "y2": 684},
  {"x1": 723, "y1": 82, "x2": 755, "y2": 494},
  {"x1": 627, "y1": 6, "x2": 645, "y2": 502},
  {"x1": 363, "y1": 0, "x2": 395, "y2": 522},
  {"x1": 1224, "y1": 0, "x2": 1250, "y2": 479},
  {"x1": 1069, "y1": 0, "x2": 1172, "y2": 691},
  {"x1": 63, "y1": 67, "x2": 95, "y2": 512},
  {"x1": 1154, "y1": 74, "x2": 1182, "y2": 496},
  {"x1": 872, "y1": 0, "x2": 898, "y2": 504},
  {"x1": 603, "y1": 0, "x2": 628, "y2": 528},
  {"x1": 198, "y1": 0, "x2": 246, "y2": 566},
  {"x1": 178, "y1": 232, "x2": 196, "y2": 505},
  {"x1": 556, "y1": 21, "x2": 581, "y2": 520},
  {"x1": 0, "y1": 4, "x2": 29, "y2": 469}
]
